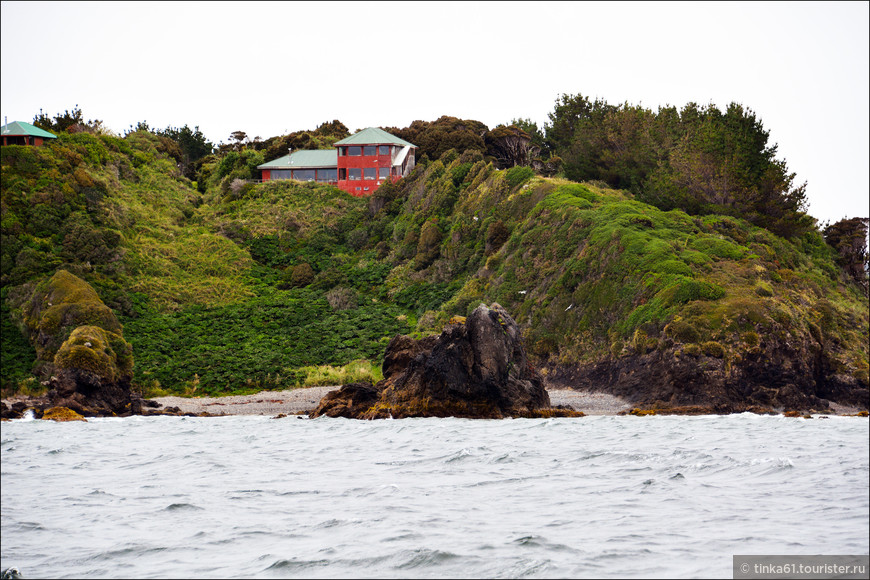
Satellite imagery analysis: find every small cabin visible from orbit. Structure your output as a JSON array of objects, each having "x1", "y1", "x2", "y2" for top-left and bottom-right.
[
  {"x1": 257, "y1": 127, "x2": 416, "y2": 196},
  {"x1": 1, "y1": 121, "x2": 57, "y2": 146}
]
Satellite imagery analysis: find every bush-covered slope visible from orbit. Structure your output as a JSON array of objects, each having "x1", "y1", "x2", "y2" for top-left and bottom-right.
[
  {"x1": 2, "y1": 135, "x2": 867, "y2": 410},
  {"x1": 391, "y1": 156, "x2": 868, "y2": 409},
  {"x1": 1, "y1": 132, "x2": 407, "y2": 396}
]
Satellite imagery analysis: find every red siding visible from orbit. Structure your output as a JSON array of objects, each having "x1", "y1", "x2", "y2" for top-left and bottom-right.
[
  {"x1": 261, "y1": 169, "x2": 271, "y2": 181},
  {"x1": 2, "y1": 135, "x2": 47, "y2": 146},
  {"x1": 336, "y1": 148, "x2": 394, "y2": 196}
]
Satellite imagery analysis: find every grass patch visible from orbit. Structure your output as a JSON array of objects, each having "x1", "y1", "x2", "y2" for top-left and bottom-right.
[{"x1": 298, "y1": 359, "x2": 383, "y2": 387}]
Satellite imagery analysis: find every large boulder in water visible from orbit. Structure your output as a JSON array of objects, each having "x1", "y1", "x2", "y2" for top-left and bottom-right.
[{"x1": 312, "y1": 303, "x2": 579, "y2": 419}]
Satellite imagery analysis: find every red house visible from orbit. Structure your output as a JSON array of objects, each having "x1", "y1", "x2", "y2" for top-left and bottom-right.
[
  {"x1": 258, "y1": 127, "x2": 416, "y2": 196},
  {"x1": 1, "y1": 120, "x2": 57, "y2": 146}
]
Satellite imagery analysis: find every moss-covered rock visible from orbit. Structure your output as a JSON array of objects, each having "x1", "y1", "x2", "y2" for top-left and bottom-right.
[
  {"x1": 42, "y1": 406, "x2": 87, "y2": 422},
  {"x1": 18, "y1": 270, "x2": 123, "y2": 375},
  {"x1": 9, "y1": 270, "x2": 137, "y2": 416},
  {"x1": 54, "y1": 325, "x2": 132, "y2": 385}
]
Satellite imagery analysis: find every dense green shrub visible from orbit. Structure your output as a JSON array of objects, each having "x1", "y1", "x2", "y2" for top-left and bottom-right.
[
  {"x1": 665, "y1": 320, "x2": 701, "y2": 343},
  {"x1": 414, "y1": 220, "x2": 443, "y2": 270},
  {"x1": 286, "y1": 263, "x2": 315, "y2": 288},
  {"x1": 326, "y1": 287, "x2": 358, "y2": 311},
  {"x1": 121, "y1": 290, "x2": 410, "y2": 395},
  {"x1": 504, "y1": 165, "x2": 535, "y2": 189},
  {"x1": 485, "y1": 220, "x2": 509, "y2": 255}
]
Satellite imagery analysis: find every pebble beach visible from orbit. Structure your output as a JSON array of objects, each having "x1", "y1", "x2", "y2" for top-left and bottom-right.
[{"x1": 148, "y1": 387, "x2": 633, "y2": 416}]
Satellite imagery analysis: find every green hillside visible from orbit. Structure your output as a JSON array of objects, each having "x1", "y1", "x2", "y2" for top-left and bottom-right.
[{"x1": 1, "y1": 115, "x2": 867, "y2": 410}]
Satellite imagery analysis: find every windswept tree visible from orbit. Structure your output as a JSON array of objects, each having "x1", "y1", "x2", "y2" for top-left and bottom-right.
[
  {"x1": 229, "y1": 130, "x2": 248, "y2": 150},
  {"x1": 824, "y1": 217, "x2": 870, "y2": 294},
  {"x1": 509, "y1": 118, "x2": 549, "y2": 157},
  {"x1": 485, "y1": 125, "x2": 538, "y2": 169}
]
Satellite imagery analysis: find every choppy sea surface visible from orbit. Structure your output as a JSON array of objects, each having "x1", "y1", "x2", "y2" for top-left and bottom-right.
[{"x1": 2, "y1": 413, "x2": 868, "y2": 579}]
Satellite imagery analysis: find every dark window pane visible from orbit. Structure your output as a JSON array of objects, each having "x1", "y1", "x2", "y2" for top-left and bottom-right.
[
  {"x1": 363, "y1": 145, "x2": 376, "y2": 156},
  {"x1": 379, "y1": 145, "x2": 390, "y2": 156},
  {"x1": 317, "y1": 168, "x2": 337, "y2": 182},
  {"x1": 364, "y1": 168, "x2": 376, "y2": 180},
  {"x1": 293, "y1": 169, "x2": 315, "y2": 181},
  {"x1": 379, "y1": 167, "x2": 389, "y2": 179},
  {"x1": 349, "y1": 168, "x2": 362, "y2": 180},
  {"x1": 348, "y1": 146, "x2": 361, "y2": 156},
  {"x1": 339, "y1": 168, "x2": 347, "y2": 180},
  {"x1": 271, "y1": 169, "x2": 292, "y2": 180}
]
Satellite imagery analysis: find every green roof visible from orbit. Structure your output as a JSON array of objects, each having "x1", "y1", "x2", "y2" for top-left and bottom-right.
[
  {"x1": 258, "y1": 149, "x2": 337, "y2": 169},
  {"x1": 1, "y1": 121, "x2": 57, "y2": 139},
  {"x1": 334, "y1": 127, "x2": 415, "y2": 147}
]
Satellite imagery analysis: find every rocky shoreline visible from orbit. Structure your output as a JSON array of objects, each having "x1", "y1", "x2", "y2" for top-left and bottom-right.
[
  {"x1": 5, "y1": 387, "x2": 866, "y2": 419},
  {"x1": 1, "y1": 387, "x2": 633, "y2": 419}
]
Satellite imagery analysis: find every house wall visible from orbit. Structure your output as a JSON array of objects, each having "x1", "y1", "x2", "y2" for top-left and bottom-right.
[
  {"x1": 337, "y1": 146, "x2": 396, "y2": 196},
  {"x1": 2, "y1": 136, "x2": 45, "y2": 146},
  {"x1": 261, "y1": 169, "x2": 271, "y2": 181}
]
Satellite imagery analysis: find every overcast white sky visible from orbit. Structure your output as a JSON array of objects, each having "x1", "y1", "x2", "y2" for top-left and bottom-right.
[{"x1": 1, "y1": 1, "x2": 867, "y2": 225}]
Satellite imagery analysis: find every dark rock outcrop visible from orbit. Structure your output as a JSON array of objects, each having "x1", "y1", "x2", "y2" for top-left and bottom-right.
[
  {"x1": 545, "y1": 332, "x2": 868, "y2": 413},
  {"x1": 313, "y1": 382, "x2": 382, "y2": 418},
  {"x1": 312, "y1": 303, "x2": 581, "y2": 419}
]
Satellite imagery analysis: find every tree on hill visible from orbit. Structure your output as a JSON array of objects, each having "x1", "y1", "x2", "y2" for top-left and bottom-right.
[
  {"x1": 385, "y1": 116, "x2": 489, "y2": 162},
  {"x1": 124, "y1": 122, "x2": 214, "y2": 180},
  {"x1": 824, "y1": 217, "x2": 870, "y2": 294},
  {"x1": 33, "y1": 105, "x2": 108, "y2": 135},
  {"x1": 229, "y1": 130, "x2": 248, "y2": 150},
  {"x1": 157, "y1": 125, "x2": 214, "y2": 180},
  {"x1": 258, "y1": 121, "x2": 351, "y2": 163},
  {"x1": 485, "y1": 124, "x2": 538, "y2": 169},
  {"x1": 314, "y1": 120, "x2": 350, "y2": 139},
  {"x1": 544, "y1": 94, "x2": 813, "y2": 238}
]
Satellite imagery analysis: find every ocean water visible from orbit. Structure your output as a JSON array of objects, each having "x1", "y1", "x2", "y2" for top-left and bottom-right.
[{"x1": 1, "y1": 414, "x2": 868, "y2": 579}]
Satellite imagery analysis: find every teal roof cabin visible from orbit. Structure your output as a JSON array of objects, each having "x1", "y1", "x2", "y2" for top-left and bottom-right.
[{"x1": 1, "y1": 120, "x2": 57, "y2": 147}]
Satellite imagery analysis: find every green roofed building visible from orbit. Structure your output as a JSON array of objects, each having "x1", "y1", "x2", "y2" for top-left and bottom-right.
[
  {"x1": 257, "y1": 127, "x2": 416, "y2": 197},
  {"x1": 259, "y1": 150, "x2": 339, "y2": 184},
  {"x1": 1, "y1": 120, "x2": 57, "y2": 146}
]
